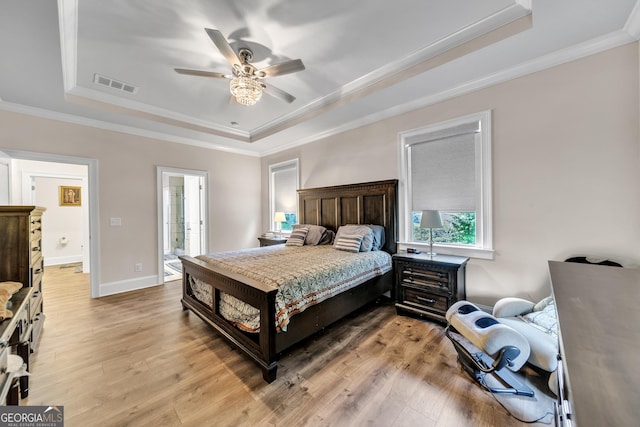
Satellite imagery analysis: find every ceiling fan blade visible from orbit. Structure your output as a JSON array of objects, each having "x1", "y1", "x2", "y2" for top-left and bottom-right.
[
  {"x1": 205, "y1": 28, "x2": 241, "y2": 66},
  {"x1": 262, "y1": 83, "x2": 296, "y2": 103},
  {"x1": 174, "y1": 68, "x2": 231, "y2": 79},
  {"x1": 258, "y1": 59, "x2": 305, "y2": 78}
]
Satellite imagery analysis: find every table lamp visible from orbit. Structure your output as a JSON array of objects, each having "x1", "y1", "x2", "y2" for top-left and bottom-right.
[
  {"x1": 274, "y1": 211, "x2": 286, "y2": 236},
  {"x1": 420, "y1": 210, "x2": 443, "y2": 257}
]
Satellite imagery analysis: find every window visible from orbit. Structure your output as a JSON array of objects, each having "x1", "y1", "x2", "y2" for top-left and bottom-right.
[
  {"x1": 399, "y1": 111, "x2": 493, "y2": 259},
  {"x1": 269, "y1": 159, "x2": 299, "y2": 233}
]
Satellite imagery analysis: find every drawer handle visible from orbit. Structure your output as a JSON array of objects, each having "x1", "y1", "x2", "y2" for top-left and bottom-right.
[
  {"x1": 416, "y1": 296, "x2": 436, "y2": 304},
  {"x1": 404, "y1": 278, "x2": 445, "y2": 288},
  {"x1": 33, "y1": 268, "x2": 42, "y2": 275},
  {"x1": 32, "y1": 246, "x2": 41, "y2": 252},
  {"x1": 404, "y1": 269, "x2": 446, "y2": 279}
]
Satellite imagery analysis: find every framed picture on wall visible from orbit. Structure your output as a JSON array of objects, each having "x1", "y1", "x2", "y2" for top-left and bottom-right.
[{"x1": 59, "y1": 186, "x2": 81, "y2": 206}]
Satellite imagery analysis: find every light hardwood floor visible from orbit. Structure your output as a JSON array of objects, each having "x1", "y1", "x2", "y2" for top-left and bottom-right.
[{"x1": 23, "y1": 265, "x2": 554, "y2": 426}]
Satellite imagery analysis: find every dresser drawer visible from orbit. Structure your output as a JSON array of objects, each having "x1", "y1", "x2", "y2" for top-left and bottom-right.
[
  {"x1": 400, "y1": 268, "x2": 450, "y2": 291},
  {"x1": 30, "y1": 260, "x2": 44, "y2": 290},
  {"x1": 14, "y1": 298, "x2": 31, "y2": 343},
  {"x1": 402, "y1": 288, "x2": 449, "y2": 313},
  {"x1": 30, "y1": 237, "x2": 42, "y2": 259},
  {"x1": 31, "y1": 313, "x2": 45, "y2": 351},
  {"x1": 30, "y1": 215, "x2": 43, "y2": 234},
  {"x1": 29, "y1": 289, "x2": 43, "y2": 320},
  {"x1": 398, "y1": 263, "x2": 450, "y2": 291},
  {"x1": 0, "y1": 345, "x2": 7, "y2": 376}
]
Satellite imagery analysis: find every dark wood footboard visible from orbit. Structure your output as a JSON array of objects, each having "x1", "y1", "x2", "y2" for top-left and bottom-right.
[
  {"x1": 180, "y1": 255, "x2": 280, "y2": 382},
  {"x1": 181, "y1": 179, "x2": 398, "y2": 383},
  {"x1": 181, "y1": 254, "x2": 393, "y2": 382}
]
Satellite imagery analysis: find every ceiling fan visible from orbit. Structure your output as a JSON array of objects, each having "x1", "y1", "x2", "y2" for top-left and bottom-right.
[{"x1": 175, "y1": 28, "x2": 305, "y2": 106}]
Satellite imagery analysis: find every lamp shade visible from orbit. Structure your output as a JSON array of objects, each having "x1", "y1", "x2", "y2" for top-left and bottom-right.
[
  {"x1": 420, "y1": 210, "x2": 443, "y2": 229},
  {"x1": 274, "y1": 211, "x2": 287, "y2": 223}
]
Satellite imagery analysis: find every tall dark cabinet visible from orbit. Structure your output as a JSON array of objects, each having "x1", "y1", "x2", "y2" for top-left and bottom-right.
[{"x1": 0, "y1": 206, "x2": 46, "y2": 350}]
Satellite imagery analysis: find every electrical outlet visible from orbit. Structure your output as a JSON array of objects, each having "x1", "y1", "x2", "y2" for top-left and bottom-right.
[{"x1": 134, "y1": 263, "x2": 142, "y2": 272}]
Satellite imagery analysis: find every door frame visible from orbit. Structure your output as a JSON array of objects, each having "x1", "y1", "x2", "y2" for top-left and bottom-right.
[
  {"x1": 156, "y1": 166, "x2": 208, "y2": 283},
  {"x1": 2, "y1": 149, "x2": 100, "y2": 297}
]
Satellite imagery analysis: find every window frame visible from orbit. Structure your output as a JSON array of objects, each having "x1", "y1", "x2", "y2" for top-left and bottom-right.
[
  {"x1": 268, "y1": 158, "x2": 299, "y2": 234},
  {"x1": 398, "y1": 111, "x2": 493, "y2": 259}
]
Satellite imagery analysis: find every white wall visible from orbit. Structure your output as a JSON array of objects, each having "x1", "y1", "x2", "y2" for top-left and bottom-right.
[
  {"x1": 262, "y1": 42, "x2": 640, "y2": 305},
  {"x1": 33, "y1": 176, "x2": 83, "y2": 265}
]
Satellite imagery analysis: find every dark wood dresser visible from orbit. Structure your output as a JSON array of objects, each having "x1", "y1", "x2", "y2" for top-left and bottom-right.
[
  {"x1": 549, "y1": 260, "x2": 640, "y2": 426},
  {"x1": 0, "y1": 206, "x2": 46, "y2": 355},
  {"x1": 393, "y1": 252, "x2": 468, "y2": 323}
]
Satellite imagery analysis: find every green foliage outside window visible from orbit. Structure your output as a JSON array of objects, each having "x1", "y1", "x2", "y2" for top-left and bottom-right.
[
  {"x1": 280, "y1": 213, "x2": 297, "y2": 232},
  {"x1": 412, "y1": 211, "x2": 476, "y2": 245}
]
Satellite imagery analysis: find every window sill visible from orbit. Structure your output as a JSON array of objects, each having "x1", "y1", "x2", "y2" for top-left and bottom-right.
[{"x1": 397, "y1": 242, "x2": 494, "y2": 260}]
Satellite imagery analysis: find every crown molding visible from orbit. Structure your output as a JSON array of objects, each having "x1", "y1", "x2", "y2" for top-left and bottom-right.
[
  {"x1": 259, "y1": 28, "x2": 637, "y2": 157},
  {"x1": 251, "y1": 3, "x2": 532, "y2": 142},
  {"x1": 65, "y1": 86, "x2": 251, "y2": 141},
  {"x1": 624, "y1": 0, "x2": 640, "y2": 39},
  {"x1": 0, "y1": 101, "x2": 260, "y2": 157}
]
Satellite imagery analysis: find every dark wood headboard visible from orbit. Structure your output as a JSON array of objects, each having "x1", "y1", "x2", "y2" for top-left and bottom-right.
[{"x1": 297, "y1": 179, "x2": 398, "y2": 253}]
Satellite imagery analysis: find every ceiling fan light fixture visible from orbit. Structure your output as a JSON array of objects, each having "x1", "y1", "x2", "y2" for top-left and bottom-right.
[{"x1": 230, "y1": 76, "x2": 263, "y2": 106}]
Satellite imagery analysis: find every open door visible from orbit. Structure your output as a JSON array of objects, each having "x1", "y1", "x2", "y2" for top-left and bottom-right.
[{"x1": 157, "y1": 167, "x2": 207, "y2": 283}]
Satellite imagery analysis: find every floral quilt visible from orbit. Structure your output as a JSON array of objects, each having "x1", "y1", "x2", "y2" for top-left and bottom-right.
[{"x1": 190, "y1": 245, "x2": 392, "y2": 332}]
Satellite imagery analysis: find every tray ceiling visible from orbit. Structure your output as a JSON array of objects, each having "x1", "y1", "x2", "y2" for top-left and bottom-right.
[{"x1": 1, "y1": 0, "x2": 638, "y2": 156}]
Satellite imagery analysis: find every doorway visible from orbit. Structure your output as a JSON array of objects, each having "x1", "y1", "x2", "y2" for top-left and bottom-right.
[
  {"x1": 0, "y1": 149, "x2": 99, "y2": 297},
  {"x1": 157, "y1": 167, "x2": 208, "y2": 282}
]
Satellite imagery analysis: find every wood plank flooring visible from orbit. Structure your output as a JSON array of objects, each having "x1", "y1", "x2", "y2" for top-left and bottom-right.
[{"x1": 23, "y1": 265, "x2": 555, "y2": 426}]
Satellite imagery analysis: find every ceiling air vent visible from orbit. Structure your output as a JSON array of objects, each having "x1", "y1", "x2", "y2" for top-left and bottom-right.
[{"x1": 93, "y1": 74, "x2": 138, "y2": 94}]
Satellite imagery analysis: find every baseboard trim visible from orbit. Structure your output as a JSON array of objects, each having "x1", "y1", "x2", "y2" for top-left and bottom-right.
[
  {"x1": 98, "y1": 275, "x2": 162, "y2": 297},
  {"x1": 44, "y1": 255, "x2": 83, "y2": 266}
]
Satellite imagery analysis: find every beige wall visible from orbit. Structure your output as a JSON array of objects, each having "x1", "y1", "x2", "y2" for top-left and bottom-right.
[
  {"x1": 262, "y1": 42, "x2": 640, "y2": 305},
  {"x1": 0, "y1": 112, "x2": 261, "y2": 293}
]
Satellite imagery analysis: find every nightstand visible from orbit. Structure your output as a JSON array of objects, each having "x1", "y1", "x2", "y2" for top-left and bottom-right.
[
  {"x1": 258, "y1": 236, "x2": 287, "y2": 247},
  {"x1": 393, "y1": 252, "x2": 468, "y2": 323}
]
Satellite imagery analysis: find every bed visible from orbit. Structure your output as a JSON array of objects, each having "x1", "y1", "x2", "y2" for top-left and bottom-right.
[{"x1": 180, "y1": 179, "x2": 398, "y2": 382}]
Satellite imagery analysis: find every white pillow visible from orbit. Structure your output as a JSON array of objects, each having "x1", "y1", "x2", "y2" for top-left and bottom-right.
[
  {"x1": 286, "y1": 227, "x2": 309, "y2": 247},
  {"x1": 334, "y1": 225, "x2": 374, "y2": 252}
]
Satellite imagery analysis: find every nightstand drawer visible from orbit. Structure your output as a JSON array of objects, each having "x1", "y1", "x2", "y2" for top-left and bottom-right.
[
  {"x1": 401, "y1": 266, "x2": 449, "y2": 281},
  {"x1": 399, "y1": 264, "x2": 450, "y2": 290},
  {"x1": 402, "y1": 288, "x2": 449, "y2": 313}
]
